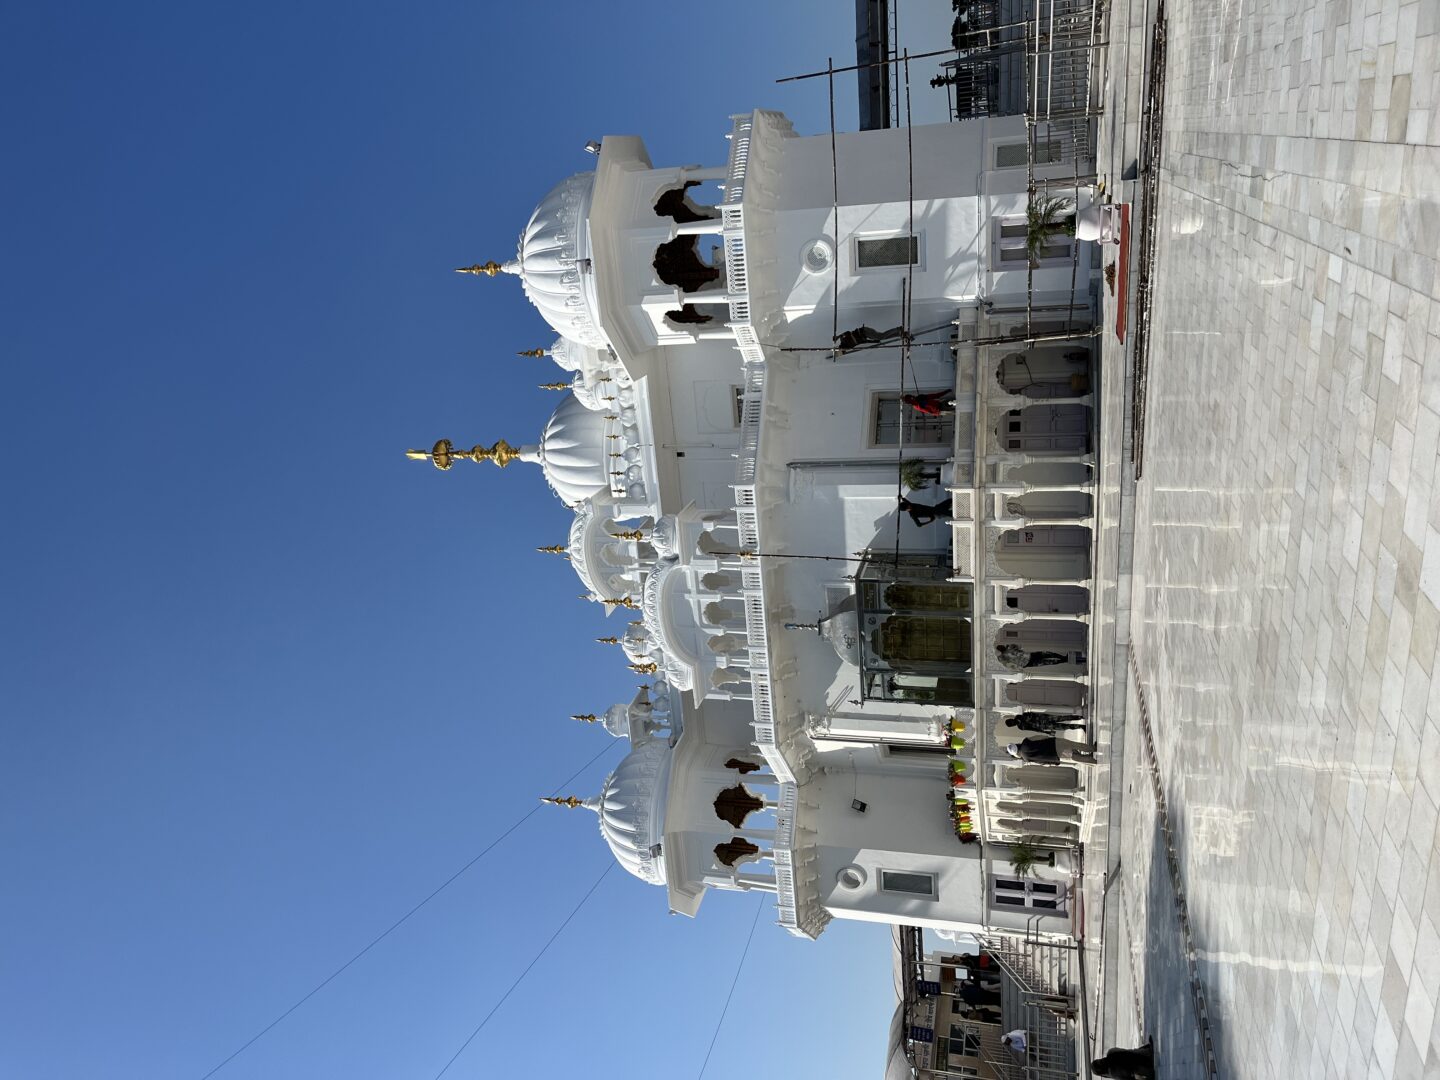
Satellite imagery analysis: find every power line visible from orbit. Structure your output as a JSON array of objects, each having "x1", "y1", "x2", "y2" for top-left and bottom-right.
[
  {"x1": 696, "y1": 896, "x2": 765, "y2": 1079},
  {"x1": 197, "y1": 739, "x2": 623, "y2": 1079},
  {"x1": 432, "y1": 860, "x2": 616, "y2": 1078}
]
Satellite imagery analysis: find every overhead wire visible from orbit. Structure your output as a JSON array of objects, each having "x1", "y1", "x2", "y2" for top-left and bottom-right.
[
  {"x1": 196, "y1": 738, "x2": 623, "y2": 1080},
  {"x1": 828, "y1": 56, "x2": 840, "y2": 354},
  {"x1": 696, "y1": 896, "x2": 765, "y2": 1079},
  {"x1": 432, "y1": 861, "x2": 616, "y2": 1078}
]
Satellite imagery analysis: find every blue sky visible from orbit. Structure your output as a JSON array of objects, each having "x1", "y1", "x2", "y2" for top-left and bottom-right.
[{"x1": 0, "y1": 3, "x2": 958, "y2": 1077}]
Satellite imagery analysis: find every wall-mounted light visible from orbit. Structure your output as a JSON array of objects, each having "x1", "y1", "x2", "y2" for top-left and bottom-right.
[{"x1": 584, "y1": 139, "x2": 602, "y2": 155}]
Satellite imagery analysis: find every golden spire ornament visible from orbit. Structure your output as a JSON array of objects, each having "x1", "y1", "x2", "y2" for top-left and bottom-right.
[
  {"x1": 538, "y1": 382, "x2": 570, "y2": 391},
  {"x1": 405, "y1": 438, "x2": 522, "y2": 470},
  {"x1": 540, "y1": 796, "x2": 586, "y2": 808},
  {"x1": 596, "y1": 637, "x2": 621, "y2": 645},
  {"x1": 455, "y1": 261, "x2": 505, "y2": 276},
  {"x1": 517, "y1": 347, "x2": 548, "y2": 358},
  {"x1": 602, "y1": 596, "x2": 640, "y2": 609},
  {"x1": 536, "y1": 544, "x2": 569, "y2": 556},
  {"x1": 571, "y1": 714, "x2": 599, "y2": 724},
  {"x1": 610, "y1": 528, "x2": 646, "y2": 541},
  {"x1": 629, "y1": 662, "x2": 659, "y2": 675}
]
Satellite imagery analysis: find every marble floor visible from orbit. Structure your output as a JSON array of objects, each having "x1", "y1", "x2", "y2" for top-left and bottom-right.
[{"x1": 1094, "y1": 0, "x2": 1440, "y2": 1074}]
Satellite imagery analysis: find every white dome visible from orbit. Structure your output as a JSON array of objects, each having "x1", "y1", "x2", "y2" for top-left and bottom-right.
[
  {"x1": 507, "y1": 174, "x2": 604, "y2": 348},
  {"x1": 538, "y1": 393, "x2": 611, "y2": 505},
  {"x1": 589, "y1": 739, "x2": 671, "y2": 885},
  {"x1": 602, "y1": 703, "x2": 630, "y2": 738}
]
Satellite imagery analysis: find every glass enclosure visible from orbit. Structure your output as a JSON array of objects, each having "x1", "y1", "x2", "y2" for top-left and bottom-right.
[{"x1": 856, "y1": 553, "x2": 974, "y2": 706}]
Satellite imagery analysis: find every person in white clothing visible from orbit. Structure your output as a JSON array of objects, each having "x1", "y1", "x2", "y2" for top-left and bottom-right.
[{"x1": 1002, "y1": 1029, "x2": 1028, "y2": 1056}]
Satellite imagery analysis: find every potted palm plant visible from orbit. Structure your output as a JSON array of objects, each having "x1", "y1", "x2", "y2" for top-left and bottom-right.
[
  {"x1": 899, "y1": 458, "x2": 933, "y2": 491},
  {"x1": 1025, "y1": 195, "x2": 1076, "y2": 267},
  {"x1": 1007, "y1": 836, "x2": 1053, "y2": 877}
]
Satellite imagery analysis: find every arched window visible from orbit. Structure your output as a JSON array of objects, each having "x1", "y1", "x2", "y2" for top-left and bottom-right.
[
  {"x1": 713, "y1": 785, "x2": 764, "y2": 828},
  {"x1": 654, "y1": 236, "x2": 720, "y2": 292},
  {"x1": 714, "y1": 837, "x2": 761, "y2": 867},
  {"x1": 653, "y1": 180, "x2": 718, "y2": 224}
]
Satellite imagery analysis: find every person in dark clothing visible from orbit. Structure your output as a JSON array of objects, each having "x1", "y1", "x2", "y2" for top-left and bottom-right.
[
  {"x1": 995, "y1": 644, "x2": 1075, "y2": 669},
  {"x1": 1091, "y1": 1039, "x2": 1156, "y2": 1079},
  {"x1": 956, "y1": 951, "x2": 996, "y2": 973},
  {"x1": 956, "y1": 982, "x2": 1002, "y2": 1007},
  {"x1": 834, "y1": 324, "x2": 906, "y2": 353},
  {"x1": 954, "y1": 1002, "x2": 1002, "y2": 1024},
  {"x1": 1005, "y1": 735, "x2": 1097, "y2": 764},
  {"x1": 1006, "y1": 711, "x2": 1087, "y2": 734},
  {"x1": 901, "y1": 390, "x2": 956, "y2": 415},
  {"x1": 898, "y1": 496, "x2": 953, "y2": 526}
]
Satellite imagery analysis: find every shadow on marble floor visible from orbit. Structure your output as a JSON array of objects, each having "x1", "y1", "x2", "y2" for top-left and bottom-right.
[{"x1": 1139, "y1": 809, "x2": 1216, "y2": 1079}]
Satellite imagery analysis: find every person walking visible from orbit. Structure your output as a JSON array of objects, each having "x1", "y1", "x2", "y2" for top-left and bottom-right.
[
  {"x1": 898, "y1": 496, "x2": 953, "y2": 526},
  {"x1": 1001, "y1": 1030, "x2": 1028, "y2": 1056},
  {"x1": 1005, "y1": 735, "x2": 1097, "y2": 764}
]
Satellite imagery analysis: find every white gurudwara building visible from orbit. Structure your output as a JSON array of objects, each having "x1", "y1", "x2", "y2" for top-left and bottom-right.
[{"x1": 412, "y1": 108, "x2": 1101, "y2": 941}]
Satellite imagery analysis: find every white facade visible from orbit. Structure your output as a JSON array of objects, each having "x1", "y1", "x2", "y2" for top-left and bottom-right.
[{"x1": 420, "y1": 107, "x2": 1101, "y2": 940}]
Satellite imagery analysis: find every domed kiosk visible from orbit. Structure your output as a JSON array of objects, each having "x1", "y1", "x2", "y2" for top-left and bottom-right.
[
  {"x1": 546, "y1": 739, "x2": 671, "y2": 886},
  {"x1": 491, "y1": 173, "x2": 605, "y2": 349}
]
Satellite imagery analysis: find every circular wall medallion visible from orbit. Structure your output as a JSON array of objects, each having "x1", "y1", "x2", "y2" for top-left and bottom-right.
[
  {"x1": 836, "y1": 865, "x2": 867, "y2": 890},
  {"x1": 801, "y1": 238, "x2": 835, "y2": 274}
]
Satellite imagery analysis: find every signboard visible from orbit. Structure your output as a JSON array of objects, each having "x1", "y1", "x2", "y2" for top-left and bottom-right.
[
  {"x1": 916, "y1": 979, "x2": 941, "y2": 996},
  {"x1": 909, "y1": 1026, "x2": 934, "y2": 1043}
]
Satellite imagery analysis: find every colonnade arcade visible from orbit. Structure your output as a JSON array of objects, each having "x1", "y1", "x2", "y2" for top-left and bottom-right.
[{"x1": 956, "y1": 333, "x2": 1097, "y2": 851}]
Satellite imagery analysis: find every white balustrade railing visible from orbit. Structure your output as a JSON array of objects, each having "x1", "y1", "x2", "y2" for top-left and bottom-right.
[{"x1": 719, "y1": 111, "x2": 821, "y2": 935}]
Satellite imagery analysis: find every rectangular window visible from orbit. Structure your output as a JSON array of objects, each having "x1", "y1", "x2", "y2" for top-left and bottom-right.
[
  {"x1": 992, "y1": 876, "x2": 1066, "y2": 912},
  {"x1": 870, "y1": 391, "x2": 955, "y2": 447},
  {"x1": 995, "y1": 141, "x2": 1063, "y2": 168},
  {"x1": 993, "y1": 217, "x2": 1072, "y2": 268},
  {"x1": 880, "y1": 869, "x2": 937, "y2": 898},
  {"x1": 856, "y1": 234, "x2": 920, "y2": 268},
  {"x1": 948, "y1": 1025, "x2": 982, "y2": 1056}
]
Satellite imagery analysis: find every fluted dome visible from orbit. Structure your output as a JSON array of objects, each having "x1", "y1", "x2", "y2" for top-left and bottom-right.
[
  {"x1": 507, "y1": 174, "x2": 604, "y2": 348},
  {"x1": 590, "y1": 739, "x2": 671, "y2": 885},
  {"x1": 538, "y1": 392, "x2": 610, "y2": 505}
]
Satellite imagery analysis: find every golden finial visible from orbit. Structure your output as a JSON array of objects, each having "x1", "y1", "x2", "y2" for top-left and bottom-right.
[
  {"x1": 541, "y1": 796, "x2": 586, "y2": 808},
  {"x1": 571, "y1": 714, "x2": 600, "y2": 724},
  {"x1": 629, "y1": 621, "x2": 644, "y2": 628},
  {"x1": 405, "y1": 438, "x2": 523, "y2": 471},
  {"x1": 611, "y1": 471, "x2": 626, "y2": 478},
  {"x1": 602, "y1": 596, "x2": 640, "y2": 609},
  {"x1": 610, "y1": 452, "x2": 624, "y2": 458},
  {"x1": 610, "y1": 528, "x2": 646, "y2": 541},
  {"x1": 539, "y1": 382, "x2": 570, "y2": 391},
  {"x1": 603, "y1": 395, "x2": 618, "y2": 402},
  {"x1": 596, "y1": 636, "x2": 621, "y2": 645},
  {"x1": 603, "y1": 414, "x2": 619, "y2": 421},
  {"x1": 455, "y1": 261, "x2": 505, "y2": 276},
  {"x1": 597, "y1": 376, "x2": 613, "y2": 383},
  {"x1": 629, "y1": 662, "x2": 659, "y2": 674},
  {"x1": 517, "y1": 347, "x2": 548, "y2": 358},
  {"x1": 606, "y1": 434, "x2": 621, "y2": 441},
  {"x1": 536, "y1": 544, "x2": 569, "y2": 556}
]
